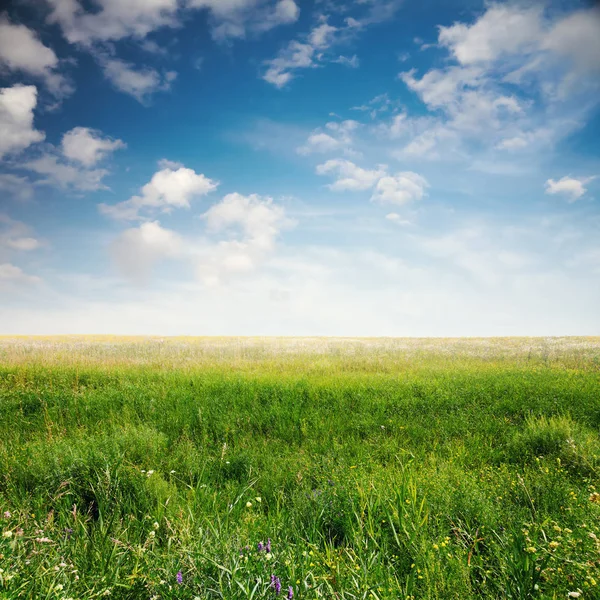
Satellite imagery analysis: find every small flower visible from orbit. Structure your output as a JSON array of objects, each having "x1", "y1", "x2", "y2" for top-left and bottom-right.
[
  {"x1": 525, "y1": 546, "x2": 537, "y2": 554},
  {"x1": 146, "y1": 470, "x2": 154, "y2": 477},
  {"x1": 270, "y1": 575, "x2": 282, "y2": 595},
  {"x1": 246, "y1": 502, "x2": 252, "y2": 508},
  {"x1": 153, "y1": 522, "x2": 159, "y2": 530},
  {"x1": 3, "y1": 511, "x2": 11, "y2": 519},
  {"x1": 15, "y1": 527, "x2": 23, "y2": 536},
  {"x1": 35, "y1": 536, "x2": 53, "y2": 543},
  {"x1": 266, "y1": 538, "x2": 272, "y2": 553},
  {"x1": 255, "y1": 497, "x2": 262, "y2": 503},
  {"x1": 170, "y1": 470, "x2": 176, "y2": 474},
  {"x1": 56, "y1": 584, "x2": 64, "y2": 591},
  {"x1": 568, "y1": 591, "x2": 582, "y2": 598},
  {"x1": 3, "y1": 530, "x2": 12, "y2": 538},
  {"x1": 287, "y1": 586, "x2": 293, "y2": 599},
  {"x1": 258, "y1": 542, "x2": 264, "y2": 551},
  {"x1": 549, "y1": 541, "x2": 560, "y2": 549},
  {"x1": 589, "y1": 492, "x2": 600, "y2": 503},
  {"x1": 148, "y1": 531, "x2": 156, "y2": 537},
  {"x1": 266, "y1": 552, "x2": 273, "y2": 560},
  {"x1": 176, "y1": 571, "x2": 183, "y2": 584}
]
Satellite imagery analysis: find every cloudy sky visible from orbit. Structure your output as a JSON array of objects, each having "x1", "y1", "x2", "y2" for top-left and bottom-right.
[{"x1": 0, "y1": 0, "x2": 599, "y2": 336}]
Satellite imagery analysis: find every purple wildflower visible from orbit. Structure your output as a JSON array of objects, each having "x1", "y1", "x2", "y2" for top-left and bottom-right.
[
  {"x1": 270, "y1": 575, "x2": 282, "y2": 595},
  {"x1": 258, "y1": 542, "x2": 264, "y2": 552},
  {"x1": 266, "y1": 538, "x2": 271, "y2": 553},
  {"x1": 287, "y1": 586, "x2": 293, "y2": 599},
  {"x1": 176, "y1": 571, "x2": 183, "y2": 584}
]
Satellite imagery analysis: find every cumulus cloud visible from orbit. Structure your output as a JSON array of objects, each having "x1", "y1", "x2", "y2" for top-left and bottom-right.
[
  {"x1": 100, "y1": 163, "x2": 218, "y2": 220},
  {"x1": 438, "y1": 5, "x2": 542, "y2": 65},
  {"x1": 45, "y1": 0, "x2": 180, "y2": 46},
  {"x1": 0, "y1": 16, "x2": 73, "y2": 99},
  {"x1": 109, "y1": 193, "x2": 292, "y2": 286},
  {"x1": 371, "y1": 172, "x2": 429, "y2": 206},
  {"x1": 197, "y1": 193, "x2": 292, "y2": 285},
  {"x1": 545, "y1": 176, "x2": 595, "y2": 202},
  {"x1": 98, "y1": 56, "x2": 177, "y2": 103},
  {"x1": 316, "y1": 159, "x2": 386, "y2": 191},
  {"x1": 111, "y1": 221, "x2": 182, "y2": 283},
  {"x1": 61, "y1": 127, "x2": 126, "y2": 167},
  {"x1": 203, "y1": 192, "x2": 289, "y2": 251},
  {"x1": 45, "y1": 0, "x2": 299, "y2": 46},
  {"x1": 297, "y1": 120, "x2": 359, "y2": 155},
  {"x1": 393, "y1": 5, "x2": 600, "y2": 160},
  {"x1": 22, "y1": 154, "x2": 110, "y2": 192},
  {"x1": 0, "y1": 85, "x2": 45, "y2": 160},
  {"x1": 15, "y1": 124, "x2": 124, "y2": 192}
]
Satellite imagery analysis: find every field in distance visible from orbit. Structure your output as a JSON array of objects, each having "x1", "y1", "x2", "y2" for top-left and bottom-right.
[{"x1": 1, "y1": 336, "x2": 599, "y2": 599}]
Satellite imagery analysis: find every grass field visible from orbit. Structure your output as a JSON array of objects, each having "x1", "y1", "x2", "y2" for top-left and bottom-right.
[{"x1": 1, "y1": 336, "x2": 600, "y2": 600}]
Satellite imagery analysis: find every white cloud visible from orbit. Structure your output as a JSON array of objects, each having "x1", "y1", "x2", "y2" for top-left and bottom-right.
[
  {"x1": 45, "y1": 0, "x2": 180, "y2": 45},
  {"x1": 297, "y1": 119, "x2": 359, "y2": 155},
  {"x1": 188, "y1": 0, "x2": 299, "y2": 41},
  {"x1": 203, "y1": 192, "x2": 289, "y2": 252},
  {"x1": 332, "y1": 54, "x2": 359, "y2": 68},
  {"x1": 0, "y1": 215, "x2": 41, "y2": 255},
  {"x1": 22, "y1": 154, "x2": 110, "y2": 191},
  {"x1": 100, "y1": 164, "x2": 218, "y2": 220},
  {"x1": 0, "y1": 85, "x2": 45, "y2": 160},
  {"x1": 438, "y1": 5, "x2": 542, "y2": 65},
  {"x1": 0, "y1": 263, "x2": 41, "y2": 287},
  {"x1": 316, "y1": 159, "x2": 386, "y2": 191},
  {"x1": 400, "y1": 65, "x2": 482, "y2": 109},
  {"x1": 111, "y1": 221, "x2": 182, "y2": 283},
  {"x1": 0, "y1": 174, "x2": 35, "y2": 201},
  {"x1": 99, "y1": 57, "x2": 176, "y2": 103},
  {"x1": 263, "y1": 40, "x2": 315, "y2": 88},
  {"x1": 545, "y1": 176, "x2": 594, "y2": 202},
  {"x1": 0, "y1": 16, "x2": 72, "y2": 98},
  {"x1": 298, "y1": 132, "x2": 341, "y2": 155},
  {"x1": 385, "y1": 213, "x2": 412, "y2": 226},
  {"x1": 495, "y1": 128, "x2": 552, "y2": 151},
  {"x1": 542, "y1": 8, "x2": 600, "y2": 76},
  {"x1": 371, "y1": 172, "x2": 428, "y2": 206},
  {"x1": 308, "y1": 21, "x2": 338, "y2": 48},
  {"x1": 108, "y1": 193, "x2": 292, "y2": 286},
  {"x1": 197, "y1": 192, "x2": 292, "y2": 285},
  {"x1": 395, "y1": 5, "x2": 600, "y2": 160},
  {"x1": 61, "y1": 127, "x2": 126, "y2": 167},
  {"x1": 263, "y1": 13, "x2": 368, "y2": 87},
  {"x1": 14, "y1": 124, "x2": 123, "y2": 192}
]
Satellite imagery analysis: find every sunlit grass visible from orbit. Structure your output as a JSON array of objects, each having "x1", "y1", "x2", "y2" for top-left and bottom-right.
[{"x1": 1, "y1": 337, "x2": 599, "y2": 599}]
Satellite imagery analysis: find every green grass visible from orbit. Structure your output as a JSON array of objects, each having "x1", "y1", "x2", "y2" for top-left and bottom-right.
[{"x1": 1, "y1": 337, "x2": 600, "y2": 599}]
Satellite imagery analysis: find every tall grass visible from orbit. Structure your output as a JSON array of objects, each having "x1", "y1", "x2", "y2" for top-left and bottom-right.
[{"x1": 0, "y1": 337, "x2": 599, "y2": 599}]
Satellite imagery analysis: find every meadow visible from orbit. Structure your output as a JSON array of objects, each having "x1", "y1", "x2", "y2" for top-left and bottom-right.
[{"x1": 1, "y1": 336, "x2": 599, "y2": 600}]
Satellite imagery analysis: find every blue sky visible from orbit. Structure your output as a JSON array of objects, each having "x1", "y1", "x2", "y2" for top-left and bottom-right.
[{"x1": 0, "y1": 0, "x2": 599, "y2": 336}]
